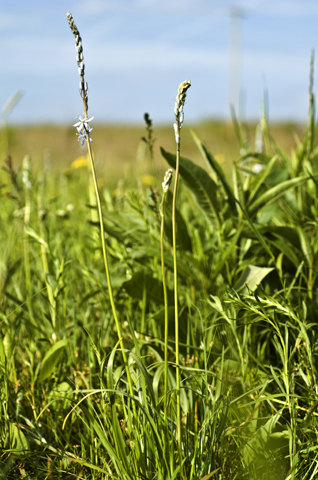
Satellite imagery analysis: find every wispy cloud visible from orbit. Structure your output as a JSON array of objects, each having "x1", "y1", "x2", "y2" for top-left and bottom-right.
[
  {"x1": 1, "y1": 1, "x2": 317, "y2": 123},
  {"x1": 78, "y1": 0, "x2": 318, "y2": 18}
]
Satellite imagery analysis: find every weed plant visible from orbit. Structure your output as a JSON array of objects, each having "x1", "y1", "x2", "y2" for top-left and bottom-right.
[{"x1": 1, "y1": 14, "x2": 318, "y2": 480}]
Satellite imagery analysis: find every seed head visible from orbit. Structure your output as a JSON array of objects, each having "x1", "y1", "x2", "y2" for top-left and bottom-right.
[
  {"x1": 162, "y1": 168, "x2": 173, "y2": 193},
  {"x1": 66, "y1": 12, "x2": 85, "y2": 78},
  {"x1": 174, "y1": 80, "x2": 191, "y2": 122},
  {"x1": 22, "y1": 155, "x2": 31, "y2": 189},
  {"x1": 144, "y1": 113, "x2": 152, "y2": 128}
]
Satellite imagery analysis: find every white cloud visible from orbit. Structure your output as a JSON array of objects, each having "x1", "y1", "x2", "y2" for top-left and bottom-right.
[
  {"x1": 256, "y1": 0, "x2": 318, "y2": 17},
  {"x1": 85, "y1": 42, "x2": 227, "y2": 72},
  {"x1": 0, "y1": 12, "x2": 36, "y2": 30},
  {"x1": 78, "y1": 0, "x2": 318, "y2": 18}
]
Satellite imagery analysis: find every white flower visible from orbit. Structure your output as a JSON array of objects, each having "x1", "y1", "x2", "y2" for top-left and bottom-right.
[
  {"x1": 73, "y1": 114, "x2": 94, "y2": 146},
  {"x1": 73, "y1": 114, "x2": 94, "y2": 133},
  {"x1": 77, "y1": 130, "x2": 93, "y2": 147},
  {"x1": 252, "y1": 163, "x2": 265, "y2": 174}
]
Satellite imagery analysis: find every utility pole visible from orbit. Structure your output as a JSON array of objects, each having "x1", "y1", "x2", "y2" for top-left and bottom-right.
[{"x1": 228, "y1": 6, "x2": 243, "y2": 119}]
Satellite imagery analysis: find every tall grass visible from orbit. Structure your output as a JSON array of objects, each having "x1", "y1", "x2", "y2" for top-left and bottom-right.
[{"x1": 1, "y1": 15, "x2": 318, "y2": 480}]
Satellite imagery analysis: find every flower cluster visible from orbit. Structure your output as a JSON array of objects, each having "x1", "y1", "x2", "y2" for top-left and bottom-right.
[
  {"x1": 73, "y1": 114, "x2": 94, "y2": 147},
  {"x1": 66, "y1": 12, "x2": 85, "y2": 77},
  {"x1": 174, "y1": 80, "x2": 191, "y2": 124},
  {"x1": 67, "y1": 12, "x2": 89, "y2": 111},
  {"x1": 162, "y1": 168, "x2": 173, "y2": 193},
  {"x1": 173, "y1": 80, "x2": 191, "y2": 143},
  {"x1": 22, "y1": 155, "x2": 31, "y2": 189}
]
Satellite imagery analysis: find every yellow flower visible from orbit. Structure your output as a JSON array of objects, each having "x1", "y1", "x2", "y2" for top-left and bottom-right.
[
  {"x1": 215, "y1": 153, "x2": 225, "y2": 164},
  {"x1": 71, "y1": 156, "x2": 88, "y2": 169},
  {"x1": 141, "y1": 174, "x2": 156, "y2": 186}
]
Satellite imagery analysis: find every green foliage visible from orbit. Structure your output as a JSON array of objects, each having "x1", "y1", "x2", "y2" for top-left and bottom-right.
[
  {"x1": 38, "y1": 338, "x2": 68, "y2": 382},
  {"x1": 2, "y1": 63, "x2": 318, "y2": 480}
]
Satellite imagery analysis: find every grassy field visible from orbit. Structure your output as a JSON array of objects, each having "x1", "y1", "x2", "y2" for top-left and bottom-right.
[
  {"x1": 1, "y1": 12, "x2": 318, "y2": 480},
  {"x1": 1, "y1": 102, "x2": 318, "y2": 479},
  {"x1": 2, "y1": 120, "x2": 303, "y2": 184}
]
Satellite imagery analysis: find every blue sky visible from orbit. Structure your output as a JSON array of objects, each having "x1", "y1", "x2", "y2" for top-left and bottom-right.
[{"x1": 2, "y1": 0, "x2": 318, "y2": 125}]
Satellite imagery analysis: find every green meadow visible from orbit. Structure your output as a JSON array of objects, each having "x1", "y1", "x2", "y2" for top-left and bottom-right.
[
  {"x1": 2, "y1": 13, "x2": 318, "y2": 480},
  {"x1": 3, "y1": 120, "x2": 303, "y2": 183},
  {"x1": 1, "y1": 107, "x2": 318, "y2": 479}
]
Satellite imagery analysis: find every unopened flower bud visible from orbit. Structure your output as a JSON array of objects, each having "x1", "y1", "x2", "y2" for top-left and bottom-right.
[
  {"x1": 174, "y1": 80, "x2": 191, "y2": 123},
  {"x1": 162, "y1": 168, "x2": 173, "y2": 192}
]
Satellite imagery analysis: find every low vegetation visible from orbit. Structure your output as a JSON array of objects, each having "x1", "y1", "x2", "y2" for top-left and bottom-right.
[{"x1": 1, "y1": 14, "x2": 318, "y2": 480}]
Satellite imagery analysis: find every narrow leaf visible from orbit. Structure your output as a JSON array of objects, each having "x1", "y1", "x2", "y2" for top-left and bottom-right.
[
  {"x1": 298, "y1": 227, "x2": 314, "y2": 269},
  {"x1": 249, "y1": 176, "x2": 315, "y2": 216},
  {"x1": 211, "y1": 227, "x2": 242, "y2": 279},
  {"x1": 247, "y1": 155, "x2": 278, "y2": 205},
  {"x1": 191, "y1": 130, "x2": 237, "y2": 213}
]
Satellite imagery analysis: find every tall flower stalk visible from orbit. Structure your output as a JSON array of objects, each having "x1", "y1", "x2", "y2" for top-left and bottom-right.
[
  {"x1": 160, "y1": 168, "x2": 173, "y2": 462},
  {"x1": 172, "y1": 80, "x2": 191, "y2": 465},
  {"x1": 66, "y1": 13, "x2": 135, "y2": 403}
]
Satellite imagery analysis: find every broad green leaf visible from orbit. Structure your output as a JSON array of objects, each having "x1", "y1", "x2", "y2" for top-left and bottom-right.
[
  {"x1": 234, "y1": 265, "x2": 274, "y2": 292},
  {"x1": 123, "y1": 271, "x2": 174, "y2": 305},
  {"x1": 191, "y1": 130, "x2": 237, "y2": 213},
  {"x1": 38, "y1": 339, "x2": 68, "y2": 382},
  {"x1": 242, "y1": 410, "x2": 282, "y2": 466},
  {"x1": 5, "y1": 422, "x2": 29, "y2": 452},
  {"x1": 248, "y1": 175, "x2": 315, "y2": 216},
  {"x1": 160, "y1": 147, "x2": 221, "y2": 226}
]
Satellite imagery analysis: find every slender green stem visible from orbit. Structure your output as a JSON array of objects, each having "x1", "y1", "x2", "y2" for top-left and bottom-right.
[
  {"x1": 172, "y1": 120, "x2": 182, "y2": 466},
  {"x1": 79, "y1": 76, "x2": 137, "y2": 404},
  {"x1": 23, "y1": 163, "x2": 35, "y2": 327},
  {"x1": 85, "y1": 135, "x2": 135, "y2": 400},
  {"x1": 160, "y1": 190, "x2": 169, "y2": 462},
  {"x1": 38, "y1": 187, "x2": 57, "y2": 334},
  {"x1": 80, "y1": 77, "x2": 136, "y2": 408}
]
